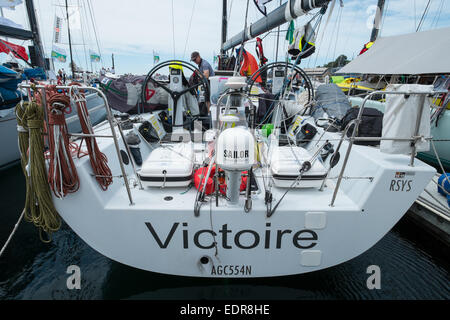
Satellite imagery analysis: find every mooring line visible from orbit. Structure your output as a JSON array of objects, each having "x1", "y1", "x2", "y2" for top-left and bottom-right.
[{"x1": 0, "y1": 209, "x2": 25, "y2": 258}]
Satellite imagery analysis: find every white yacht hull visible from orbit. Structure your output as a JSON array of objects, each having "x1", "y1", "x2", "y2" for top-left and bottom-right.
[{"x1": 51, "y1": 121, "x2": 435, "y2": 277}]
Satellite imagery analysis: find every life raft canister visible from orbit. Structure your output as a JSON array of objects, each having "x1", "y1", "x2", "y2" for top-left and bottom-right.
[{"x1": 194, "y1": 166, "x2": 248, "y2": 195}]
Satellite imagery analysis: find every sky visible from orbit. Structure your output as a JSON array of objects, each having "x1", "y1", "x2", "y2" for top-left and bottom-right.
[{"x1": 1, "y1": 0, "x2": 449, "y2": 75}]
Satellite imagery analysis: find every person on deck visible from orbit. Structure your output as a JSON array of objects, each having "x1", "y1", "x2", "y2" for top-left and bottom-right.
[
  {"x1": 191, "y1": 51, "x2": 214, "y2": 113},
  {"x1": 61, "y1": 68, "x2": 66, "y2": 84}
]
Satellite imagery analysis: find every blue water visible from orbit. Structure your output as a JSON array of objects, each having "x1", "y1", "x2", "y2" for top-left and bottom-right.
[{"x1": 0, "y1": 163, "x2": 449, "y2": 300}]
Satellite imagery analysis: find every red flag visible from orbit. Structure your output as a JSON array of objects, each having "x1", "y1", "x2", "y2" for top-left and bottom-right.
[{"x1": 0, "y1": 39, "x2": 29, "y2": 61}]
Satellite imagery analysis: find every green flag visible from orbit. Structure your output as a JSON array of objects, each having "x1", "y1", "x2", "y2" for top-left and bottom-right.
[
  {"x1": 51, "y1": 44, "x2": 67, "y2": 63},
  {"x1": 89, "y1": 49, "x2": 100, "y2": 62},
  {"x1": 153, "y1": 51, "x2": 160, "y2": 64},
  {"x1": 286, "y1": 20, "x2": 295, "y2": 44}
]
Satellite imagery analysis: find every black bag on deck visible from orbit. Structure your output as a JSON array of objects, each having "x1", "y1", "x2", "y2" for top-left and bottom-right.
[
  {"x1": 340, "y1": 107, "x2": 383, "y2": 146},
  {"x1": 138, "y1": 121, "x2": 160, "y2": 143}
]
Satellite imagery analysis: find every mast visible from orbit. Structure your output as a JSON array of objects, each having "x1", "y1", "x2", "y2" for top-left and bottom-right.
[
  {"x1": 222, "y1": 0, "x2": 331, "y2": 51},
  {"x1": 111, "y1": 53, "x2": 115, "y2": 70},
  {"x1": 220, "y1": 0, "x2": 227, "y2": 54},
  {"x1": 65, "y1": 0, "x2": 75, "y2": 79},
  {"x1": 24, "y1": 0, "x2": 46, "y2": 69},
  {"x1": 369, "y1": 0, "x2": 385, "y2": 42}
]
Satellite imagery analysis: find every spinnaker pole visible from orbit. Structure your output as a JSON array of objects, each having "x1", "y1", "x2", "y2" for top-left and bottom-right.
[{"x1": 222, "y1": 0, "x2": 331, "y2": 51}]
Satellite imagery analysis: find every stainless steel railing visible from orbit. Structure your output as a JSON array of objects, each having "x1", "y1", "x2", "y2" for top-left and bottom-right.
[
  {"x1": 18, "y1": 84, "x2": 140, "y2": 205},
  {"x1": 329, "y1": 89, "x2": 447, "y2": 207}
]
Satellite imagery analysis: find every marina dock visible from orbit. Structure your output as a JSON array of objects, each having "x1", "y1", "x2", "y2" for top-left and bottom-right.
[{"x1": 408, "y1": 174, "x2": 450, "y2": 246}]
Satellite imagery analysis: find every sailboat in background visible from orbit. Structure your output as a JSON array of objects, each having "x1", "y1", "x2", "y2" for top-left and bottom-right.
[
  {"x1": 0, "y1": 0, "x2": 106, "y2": 170},
  {"x1": 0, "y1": 0, "x2": 43, "y2": 169}
]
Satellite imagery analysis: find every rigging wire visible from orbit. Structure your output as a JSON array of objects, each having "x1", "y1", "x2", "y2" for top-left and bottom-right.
[
  {"x1": 341, "y1": 1, "x2": 358, "y2": 55},
  {"x1": 183, "y1": 0, "x2": 197, "y2": 60},
  {"x1": 171, "y1": 0, "x2": 176, "y2": 59},
  {"x1": 78, "y1": 0, "x2": 89, "y2": 72},
  {"x1": 331, "y1": 5, "x2": 343, "y2": 66},
  {"x1": 81, "y1": 0, "x2": 95, "y2": 72},
  {"x1": 313, "y1": 0, "x2": 336, "y2": 68},
  {"x1": 413, "y1": 0, "x2": 417, "y2": 31},
  {"x1": 323, "y1": 4, "x2": 341, "y2": 67},
  {"x1": 228, "y1": 0, "x2": 234, "y2": 22},
  {"x1": 431, "y1": 0, "x2": 444, "y2": 29},
  {"x1": 233, "y1": 0, "x2": 251, "y2": 76},
  {"x1": 86, "y1": 0, "x2": 103, "y2": 68},
  {"x1": 416, "y1": 0, "x2": 432, "y2": 32},
  {"x1": 305, "y1": 11, "x2": 326, "y2": 68}
]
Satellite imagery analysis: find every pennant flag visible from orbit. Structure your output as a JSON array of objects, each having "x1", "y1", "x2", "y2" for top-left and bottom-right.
[
  {"x1": 51, "y1": 44, "x2": 67, "y2": 63},
  {"x1": 89, "y1": 49, "x2": 100, "y2": 62},
  {"x1": 253, "y1": 0, "x2": 272, "y2": 16},
  {"x1": 359, "y1": 41, "x2": 374, "y2": 55},
  {"x1": 286, "y1": 20, "x2": 295, "y2": 44},
  {"x1": 0, "y1": 0, "x2": 22, "y2": 10},
  {"x1": 53, "y1": 15, "x2": 63, "y2": 44},
  {"x1": 153, "y1": 51, "x2": 160, "y2": 64},
  {"x1": 0, "y1": 39, "x2": 28, "y2": 61}
]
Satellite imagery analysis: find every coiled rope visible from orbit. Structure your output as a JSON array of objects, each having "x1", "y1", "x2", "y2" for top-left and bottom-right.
[
  {"x1": 15, "y1": 92, "x2": 61, "y2": 242},
  {"x1": 5, "y1": 83, "x2": 112, "y2": 246},
  {"x1": 69, "y1": 84, "x2": 113, "y2": 190},
  {"x1": 38, "y1": 85, "x2": 81, "y2": 198}
]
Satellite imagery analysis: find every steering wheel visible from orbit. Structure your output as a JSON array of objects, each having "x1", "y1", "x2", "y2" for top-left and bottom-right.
[
  {"x1": 246, "y1": 62, "x2": 314, "y2": 127},
  {"x1": 247, "y1": 62, "x2": 314, "y2": 104},
  {"x1": 141, "y1": 60, "x2": 210, "y2": 127}
]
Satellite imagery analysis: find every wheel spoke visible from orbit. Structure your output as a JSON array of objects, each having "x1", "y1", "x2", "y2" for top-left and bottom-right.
[
  {"x1": 149, "y1": 78, "x2": 172, "y2": 95},
  {"x1": 179, "y1": 82, "x2": 203, "y2": 96}
]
